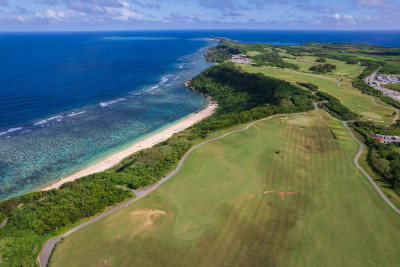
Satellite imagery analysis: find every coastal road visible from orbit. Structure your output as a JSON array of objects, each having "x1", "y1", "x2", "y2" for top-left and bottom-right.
[{"x1": 39, "y1": 106, "x2": 400, "y2": 266}]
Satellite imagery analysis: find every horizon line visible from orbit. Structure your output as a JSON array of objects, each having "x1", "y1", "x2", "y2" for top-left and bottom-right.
[{"x1": 0, "y1": 28, "x2": 400, "y2": 33}]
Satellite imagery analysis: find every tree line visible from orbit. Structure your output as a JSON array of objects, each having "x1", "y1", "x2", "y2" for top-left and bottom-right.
[{"x1": 0, "y1": 63, "x2": 316, "y2": 266}]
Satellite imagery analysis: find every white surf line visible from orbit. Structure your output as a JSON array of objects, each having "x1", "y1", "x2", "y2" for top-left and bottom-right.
[
  {"x1": 41, "y1": 104, "x2": 217, "y2": 191},
  {"x1": 37, "y1": 109, "x2": 312, "y2": 267},
  {"x1": 38, "y1": 106, "x2": 400, "y2": 266}
]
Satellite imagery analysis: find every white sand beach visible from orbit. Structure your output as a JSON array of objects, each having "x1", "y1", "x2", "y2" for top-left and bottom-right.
[{"x1": 42, "y1": 104, "x2": 217, "y2": 191}]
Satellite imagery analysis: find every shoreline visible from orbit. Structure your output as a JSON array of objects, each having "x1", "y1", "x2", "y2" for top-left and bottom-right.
[{"x1": 41, "y1": 103, "x2": 217, "y2": 191}]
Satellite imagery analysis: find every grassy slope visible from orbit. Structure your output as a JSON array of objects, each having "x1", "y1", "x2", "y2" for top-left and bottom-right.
[
  {"x1": 351, "y1": 129, "x2": 400, "y2": 208},
  {"x1": 240, "y1": 64, "x2": 396, "y2": 126},
  {"x1": 50, "y1": 111, "x2": 400, "y2": 267}
]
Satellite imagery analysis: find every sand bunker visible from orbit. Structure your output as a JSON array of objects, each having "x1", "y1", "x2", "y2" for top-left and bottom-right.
[
  {"x1": 263, "y1": 191, "x2": 300, "y2": 200},
  {"x1": 132, "y1": 210, "x2": 166, "y2": 226},
  {"x1": 280, "y1": 117, "x2": 289, "y2": 120},
  {"x1": 361, "y1": 112, "x2": 382, "y2": 120},
  {"x1": 287, "y1": 117, "x2": 310, "y2": 125}
]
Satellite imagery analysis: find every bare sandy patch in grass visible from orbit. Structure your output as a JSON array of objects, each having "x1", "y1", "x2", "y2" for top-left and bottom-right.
[{"x1": 132, "y1": 210, "x2": 166, "y2": 226}]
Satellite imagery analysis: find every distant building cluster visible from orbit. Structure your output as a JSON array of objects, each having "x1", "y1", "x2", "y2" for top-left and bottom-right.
[
  {"x1": 373, "y1": 133, "x2": 400, "y2": 144},
  {"x1": 231, "y1": 54, "x2": 252, "y2": 64},
  {"x1": 374, "y1": 75, "x2": 400, "y2": 85}
]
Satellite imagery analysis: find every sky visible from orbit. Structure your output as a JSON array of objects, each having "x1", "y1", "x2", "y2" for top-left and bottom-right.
[{"x1": 0, "y1": 0, "x2": 399, "y2": 31}]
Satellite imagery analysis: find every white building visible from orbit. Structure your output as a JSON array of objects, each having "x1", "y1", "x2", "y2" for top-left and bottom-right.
[{"x1": 231, "y1": 54, "x2": 252, "y2": 64}]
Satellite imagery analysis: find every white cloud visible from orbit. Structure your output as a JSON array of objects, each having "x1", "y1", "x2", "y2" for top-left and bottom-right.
[
  {"x1": 333, "y1": 13, "x2": 340, "y2": 20},
  {"x1": 115, "y1": 0, "x2": 141, "y2": 21},
  {"x1": 357, "y1": 0, "x2": 386, "y2": 6},
  {"x1": 343, "y1": 14, "x2": 353, "y2": 20}
]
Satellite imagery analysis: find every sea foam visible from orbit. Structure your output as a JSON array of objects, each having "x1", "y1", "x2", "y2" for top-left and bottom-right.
[
  {"x1": 34, "y1": 115, "x2": 63, "y2": 126},
  {"x1": 100, "y1": 98, "x2": 127, "y2": 107},
  {"x1": 0, "y1": 127, "x2": 23, "y2": 136}
]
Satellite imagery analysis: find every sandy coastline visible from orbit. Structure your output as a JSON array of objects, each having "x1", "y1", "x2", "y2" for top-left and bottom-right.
[{"x1": 42, "y1": 104, "x2": 217, "y2": 191}]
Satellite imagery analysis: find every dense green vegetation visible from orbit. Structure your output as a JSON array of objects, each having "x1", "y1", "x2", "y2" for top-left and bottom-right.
[
  {"x1": 191, "y1": 63, "x2": 314, "y2": 114},
  {"x1": 297, "y1": 82, "x2": 318, "y2": 91},
  {"x1": 351, "y1": 122, "x2": 400, "y2": 194},
  {"x1": 0, "y1": 63, "x2": 315, "y2": 266},
  {"x1": 352, "y1": 61, "x2": 400, "y2": 109},
  {"x1": 316, "y1": 91, "x2": 360, "y2": 121},
  {"x1": 50, "y1": 112, "x2": 400, "y2": 267},
  {"x1": 0, "y1": 178, "x2": 132, "y2": 265},
  {"x1": 309, "y1": 63, "x2": 337, "y2": 73},
  {"x1": 204, "y1": 45, "x2": 240, "y2": 63},
  {"x1": 1, "y1": 38, "x2": 399, "y2": 266},
  {"x1": 252, "y1": 52, "x2": 300, "y2": 70}
]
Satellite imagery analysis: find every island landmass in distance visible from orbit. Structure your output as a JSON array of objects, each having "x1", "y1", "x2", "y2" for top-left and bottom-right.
[{"x1": 1, "y1": 36, "x2": 400, "y2": 267}]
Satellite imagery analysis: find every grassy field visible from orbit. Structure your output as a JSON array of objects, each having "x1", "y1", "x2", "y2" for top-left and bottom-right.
[
  {"x1": 282, "y1": 55, "x2": 365, "y2": 78},
  {"x1": 50, "y1": 111, "x2": 400, "y2": 266},
  {"x1": 246, "y1": 51, "x2": 262, "y2": 57},
  {"x1": 240, "y1": 64, "x2": 396, "y2": 126},
  {"x1": 351, "y1": 129, "x2": 400, "y2": 209}
]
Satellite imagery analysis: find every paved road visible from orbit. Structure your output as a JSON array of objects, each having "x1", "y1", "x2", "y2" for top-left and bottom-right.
[
  {"x1": 365, "y1": 67, "x2": 400, "y2": 101},
  {"x1": 364, "y1": 67, "x2": 400, "y2": 123}
]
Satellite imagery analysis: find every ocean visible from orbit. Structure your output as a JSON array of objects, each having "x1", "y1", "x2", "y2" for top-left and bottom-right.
[{"x1": 0, "y1": 30, "x2": 399, "y2": 201}]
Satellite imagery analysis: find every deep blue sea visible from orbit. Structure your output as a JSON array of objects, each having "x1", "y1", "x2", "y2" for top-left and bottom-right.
[{"x1": 0, "y1": 30, "x2": 399, "y2": 201}]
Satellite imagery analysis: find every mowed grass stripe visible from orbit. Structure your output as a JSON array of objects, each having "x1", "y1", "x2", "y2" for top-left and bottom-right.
[
  {"x1": 241, "y1": 64, "x2": 396, "y2": 126},
  {"x1": 50, "y1": 111, "x2": 400, "y2": 267}
]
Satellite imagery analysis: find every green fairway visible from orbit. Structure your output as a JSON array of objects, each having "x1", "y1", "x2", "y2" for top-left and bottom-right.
[
  {"x1": 246, "y1": 51, "x2": 262, "y2": 56},
  {"x1": 282, "y1": 55, "x2": 365, "y2": 79},
  {"x1": 241, "y1": 64, "x2": 396, "y2": 126},
  {"x1": 50, "y1": 111, "x2": 400, "y2": 267}
]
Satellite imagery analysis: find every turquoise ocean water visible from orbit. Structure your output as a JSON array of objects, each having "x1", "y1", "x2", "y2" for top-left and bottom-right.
[{"x1": 0, "y1": 30, "x2": 399, "y2": 200}]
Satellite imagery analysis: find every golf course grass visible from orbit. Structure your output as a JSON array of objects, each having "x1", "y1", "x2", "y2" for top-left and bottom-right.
[
  {"x1": 50, "y1": 111, "x2": 400, "y2": 266},
  {"x1": 246, "y1": 51, "x2": 262, "y2": 57},
  {"x1": 241, "y1": 64, "x2": 396, "y2": 126},
  {"x1": 282, "y1": 55, "x2": 365, "y2": 79}
]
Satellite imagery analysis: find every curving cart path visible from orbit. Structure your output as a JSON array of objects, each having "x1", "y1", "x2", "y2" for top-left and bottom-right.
[
  {"x1": 342, "y1": 121, "x2": 400, "y2": 215},
  {"x1": 282, "y1": 67, "x2": 399, "y2": 124},
  {"x1": 38, "y1": 68, "x2": 400, "y2": 266},
  {"x1": 37, "y1": 111, "x2": 309, "y2": 267}
]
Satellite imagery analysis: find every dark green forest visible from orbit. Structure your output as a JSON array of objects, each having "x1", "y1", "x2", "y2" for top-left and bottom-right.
[
  {"x1": 0, "y1": 63, "x2": 315, "y2": 266},
  {"x1": 1, "y1": 38, "x2": 399, "y2": 266}
]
